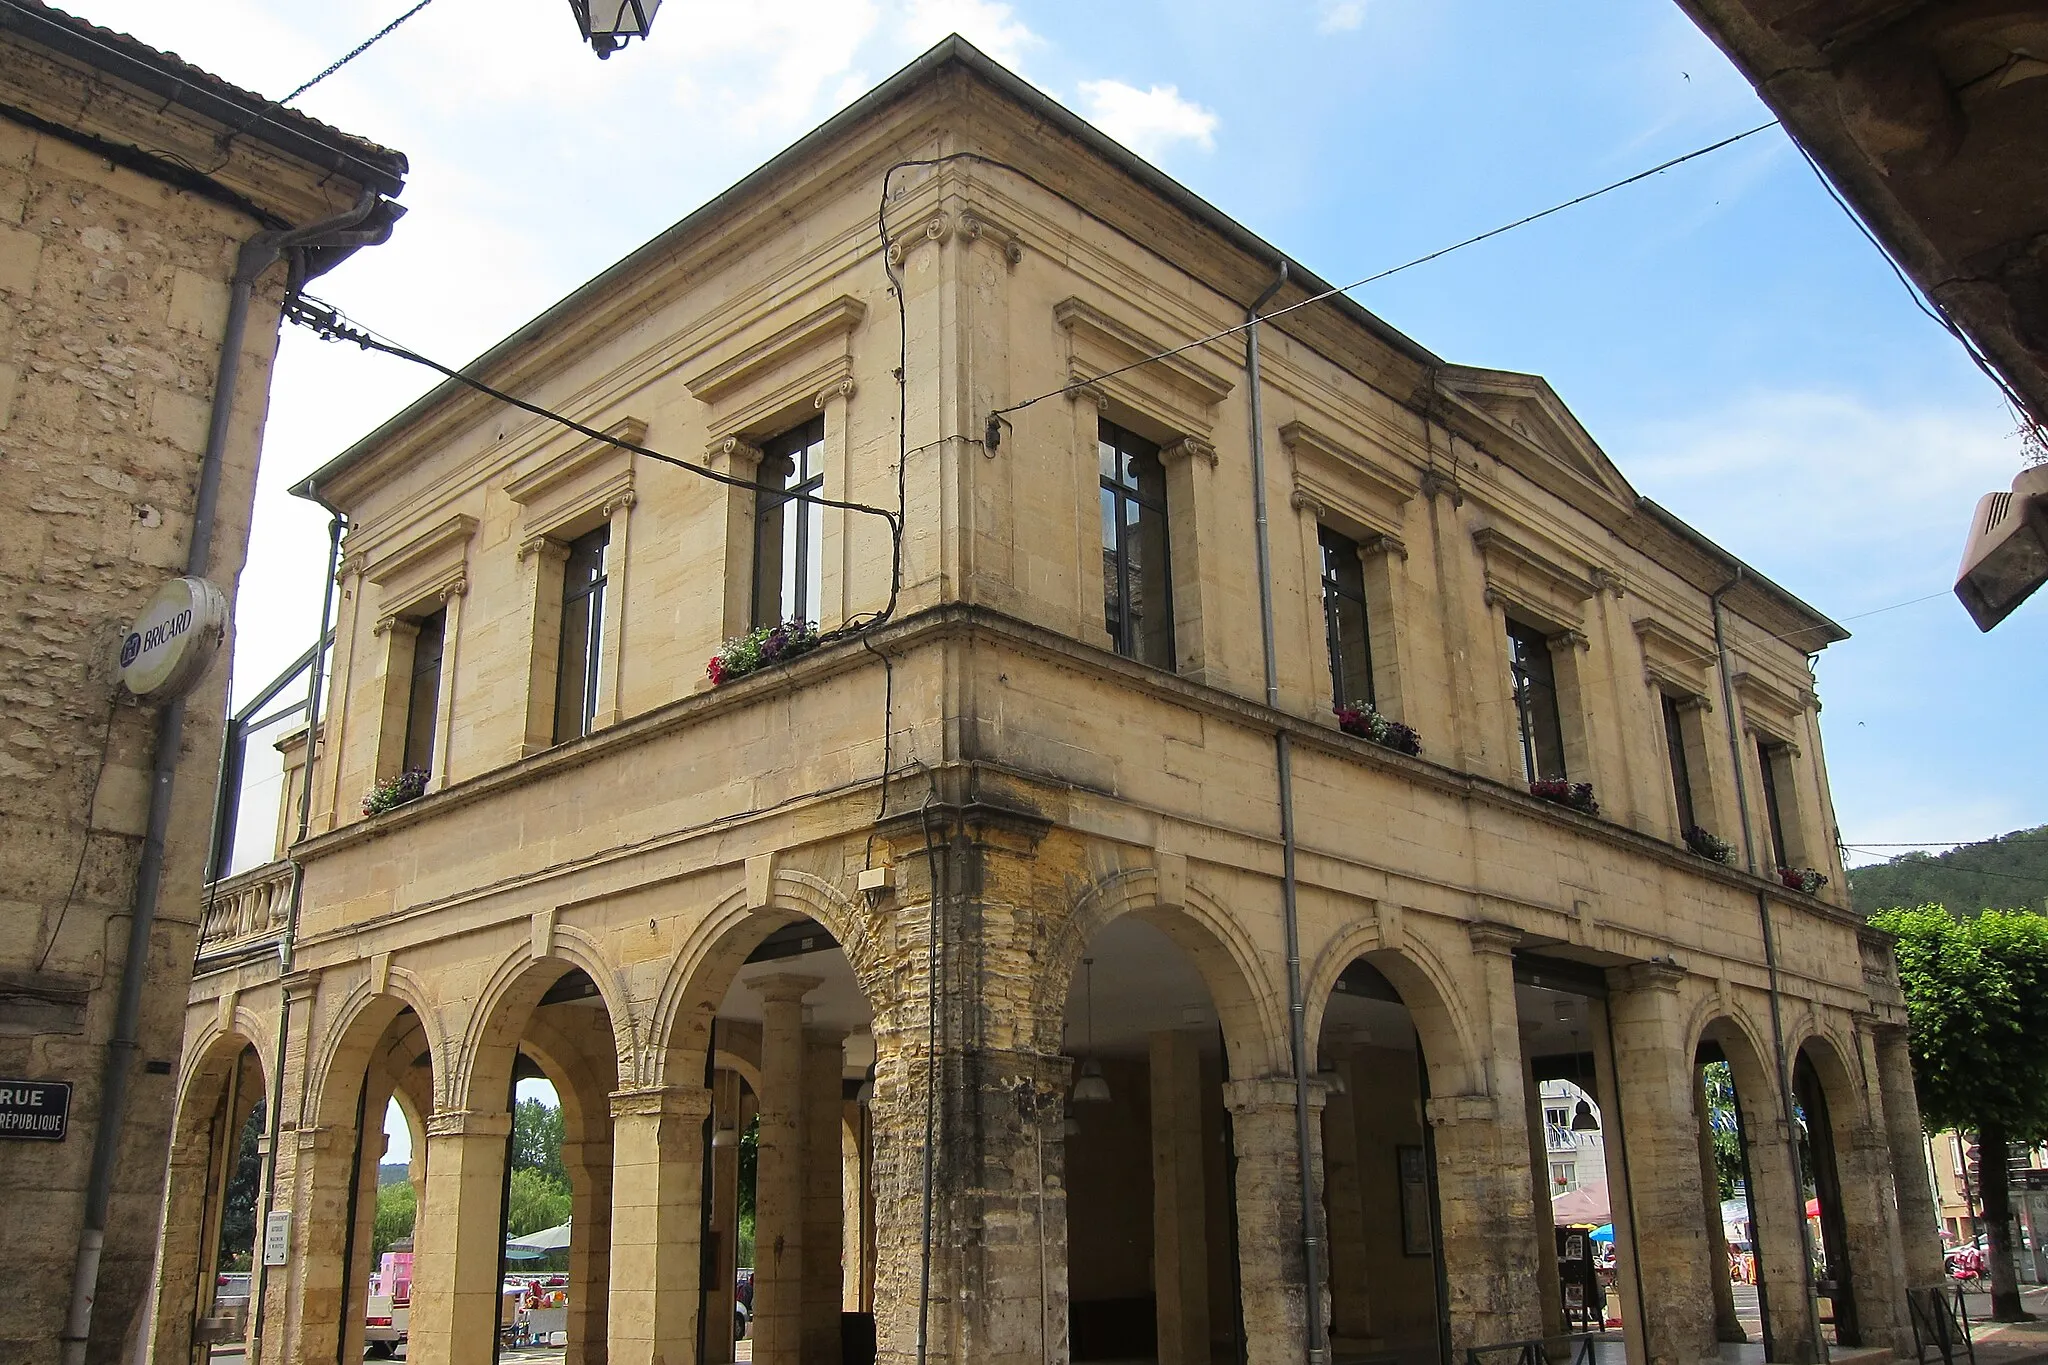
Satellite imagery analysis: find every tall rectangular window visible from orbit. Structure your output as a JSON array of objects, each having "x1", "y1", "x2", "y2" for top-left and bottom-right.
[
  {"x1": 752, "y1": 416, "x2": 825, "y2": 629},
  {"x1": 553, "y1": 526, "x2": 609, "y2": 743},
  {"x1": 1507, "y1": 618, "x2": 1566, "y2": 782},
  {"x1": 1758, "y1": 737, "x2": 1791, "y2": 868},
  {"x1": 1320, "y1": 525, "x2": 1374, "y2": 708},
  {"x1": 402, "y1": 609, "x2": 445, "y2": 776},
  {"x1": 1099, "y1": 419, "x2": 1174, "y2": 669},
  {"x1": 1663, "y1": 694, "x2": 1697, "y2": 831}
]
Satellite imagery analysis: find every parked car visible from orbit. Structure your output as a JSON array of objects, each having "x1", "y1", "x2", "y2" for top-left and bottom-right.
[
  {"x1": 735, "y1": 1298, "x2": 750, "y2": 1341},
  {"x1": 365, "y1": 1293, "x2": 409, "y2": 1358}
]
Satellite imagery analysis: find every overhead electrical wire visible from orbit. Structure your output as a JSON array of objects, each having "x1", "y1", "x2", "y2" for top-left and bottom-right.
[{"x1": 281, "y1": 0, "x2": 438, "y2": 104}]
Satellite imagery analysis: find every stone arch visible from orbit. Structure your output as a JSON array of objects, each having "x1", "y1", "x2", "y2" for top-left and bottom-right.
[
  {"x1": 176, "y1": 1008, "x2": 276, "y2": 1114},
  {"x1": 308, "y1": 969, "x2": 447, "y2": 1130},
  {"x1": 454, "y1": 925, "x2": 635, "y2": 1112},
  {"x1": 1301, "y1": 914, "x2": 1486, "y2": 1098},
  {"x1": 645, "y1": 868, "x2": 875, "y2": 1088},
  {"x1": 1034, "y1": 866, "x2": 1287, "y2": 1077},
  {"x1": 1794, "y1": 1026, "x2": 1867, "y2": 1122},
  {"x1": 1688, "y1": 997, "x2": 1783, "y2": 1112}
]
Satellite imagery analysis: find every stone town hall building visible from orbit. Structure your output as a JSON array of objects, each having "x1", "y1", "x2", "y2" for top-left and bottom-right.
[{"x1": 154, "y1": 36, "x2": 1942, "y2": 1365}]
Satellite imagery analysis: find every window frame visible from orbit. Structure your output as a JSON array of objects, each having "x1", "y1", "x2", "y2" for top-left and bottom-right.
[
  {"x1": 551, "y1": 525, "x2": 610, "y2": 744},
  {"x1": 1098, "y1": 418, "x2": 1175, "y2": 669},
  {"x1": 751, "y1": 416, "x2": 826, "y2": 630},
  {"x1": 1758, "y1": 736, "x2": 1792, "y2": 869},
  {"x1": 401, "y1": 608, "x2": 446, "y2": 777},
  {"x1": 1319, "y1": 523, "x2": 1375, "y2": 709},
  {"x1": 1662, "y1": 693, "x2": 1697, "y2": 832},
  {"x1": 1506, "y1": 617, "x2": 1568, "y2": 782}
]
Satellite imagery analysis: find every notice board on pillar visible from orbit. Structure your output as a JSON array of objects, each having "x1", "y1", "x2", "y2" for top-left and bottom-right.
[{"x1": 1397, "y1": 1145, "x2": 1432, "y2": 1256}]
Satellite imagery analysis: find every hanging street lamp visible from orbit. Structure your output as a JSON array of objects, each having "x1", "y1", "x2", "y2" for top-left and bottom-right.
[{"x1": 568, "y1": 0, "x2": 660, "y2": 58}]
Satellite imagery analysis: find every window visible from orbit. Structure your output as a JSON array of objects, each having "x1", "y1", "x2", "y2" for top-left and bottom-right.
[
  {"x1": 402, "y1": 609, "x2": 445, "y2": 776},
  {"x1": 1546, "y1": 1107, "x2": 1568, "y2": 1129},
  {"x1": 1551, "y1": 1161, "x2": 1576, "y2": 1188},
  {"x1": 1099, "y1": 419, "x2": 1174, "y2": 668},
  {"x1": 1507, "y1": 619, "x2": 1566, "y2": 782},
  {"x1": 752, "y1": 417, "x2": 824, "y2": 629},
  {"x1": 552, "y1": 526, "x2": 609, "y2": 743},
  {"x1": 1320, "y1": 525, "x2": 1374, "y2": 707},
  {"x1": 1758, "y1": 737, "x2": 1791, "y2": 869},
  {"x1": 1663, "y1": 694, "x2": 1697, "y2": 831}
]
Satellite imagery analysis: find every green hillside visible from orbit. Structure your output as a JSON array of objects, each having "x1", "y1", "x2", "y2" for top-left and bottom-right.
[{"x1": 1850, "y1": 825, "x2": 2048, "y2": 916}]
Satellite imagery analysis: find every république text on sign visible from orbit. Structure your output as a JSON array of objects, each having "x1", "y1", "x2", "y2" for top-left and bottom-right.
[{"x1": 0, "y1": 1079, "x2": 72, "y2": 1139}]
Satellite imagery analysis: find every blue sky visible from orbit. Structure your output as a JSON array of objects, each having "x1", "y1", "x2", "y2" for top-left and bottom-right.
[{"x1": 92, "y1": 0, "x2": 2044, "y2": 865}]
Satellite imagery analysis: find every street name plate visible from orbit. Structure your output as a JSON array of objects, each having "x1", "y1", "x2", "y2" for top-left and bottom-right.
[
  {"x1": 0, "y1": 1079, "x2": 71, "y2": 1139},
  {"x1": 263, "y1": 1209, "x2": 291, "y2": 1266}
]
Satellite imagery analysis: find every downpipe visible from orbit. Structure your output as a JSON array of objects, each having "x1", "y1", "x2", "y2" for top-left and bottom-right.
[
  {"x1": 59, "y1": 189, "x2": 390, "y2": 1365},
  {"x1": 1244, "y1": 261, "x2": 1327, "y2": 1365},
  {"x1": 1711, "y1": 572, "x2": 1825, "y2": 1362}
]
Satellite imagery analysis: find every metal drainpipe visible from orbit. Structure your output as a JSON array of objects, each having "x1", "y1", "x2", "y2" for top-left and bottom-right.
[
  {"x1": 1710, "y1": 572, "x2": 1825, "y2": 1361},
  {"x1": 1244, "y1": 260, "x2": 1326, "y2": 1365},
  {"x1": 58, "y1": 189, "x2": 386, "y2": 1365}
]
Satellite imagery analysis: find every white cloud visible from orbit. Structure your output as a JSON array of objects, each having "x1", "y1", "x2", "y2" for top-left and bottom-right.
[
  {"x1": 1076, "y1": 79, "x2": 1219, "y2": 159},
  {"x1": 1317, "y1": 2, "x2": 1367, "y2": 34}
]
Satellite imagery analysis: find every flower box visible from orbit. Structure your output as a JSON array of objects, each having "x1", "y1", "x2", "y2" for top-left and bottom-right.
[
  {"x1": 1529, "y1": 779, "x2": 1599, "y2": 816},
  {"x1": 1683, "y1": 825, "x2": 1735, "y2": 864},
  {"x1": 1778, "y1": 866, "x2": 1829, "y2": 895},
  {"x1": 363, "y1": 768, "x2": 429, "y2": 817},
  {"x1": 1334, "y1": 701, "x2": 1422, "y2": 756},
  {"x1": 707, "y1": 620, "x2": 820, "y2": 685}
]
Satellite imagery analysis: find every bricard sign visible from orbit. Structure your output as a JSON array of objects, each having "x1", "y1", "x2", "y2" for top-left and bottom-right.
[
  {"x1": 118, "y1": 576, "x2": 227, "y2": 702},
  {"x1": 0, "y1": 1079, "x2": 72, "y2": 1140}
]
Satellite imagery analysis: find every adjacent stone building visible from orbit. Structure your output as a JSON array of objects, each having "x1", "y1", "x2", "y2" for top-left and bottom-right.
[
  {"x1": 0, "y1": 5, "x2": 404, "y2": 1362},
  {"x1": 161, "y1": 35, "x2": 1941, "y2": 1365}
]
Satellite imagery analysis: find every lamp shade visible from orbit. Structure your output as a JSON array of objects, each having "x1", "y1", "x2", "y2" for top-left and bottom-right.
[
  {"x1": 569, "y1": 0, "x2": 661, "y2": 56},
  {"x1": 1571, "y1": 1098, "x2": 1600, "y2": 1132},
  {"x1": 1071, "y1": 1058, "x2": 1111, "y2": 1104}
]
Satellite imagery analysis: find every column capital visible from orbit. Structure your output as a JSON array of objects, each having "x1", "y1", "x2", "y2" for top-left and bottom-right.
[
  {"x1": 706, "y1": 433, "x2": 763, "y2": 475},
  {"x1": 749, "y1": 973, "x2": 825, "y2": 1006},
  {"x1": 426, "y1": 1109, "x2": 512, "y2": 1140},
  {"x1": 608, "y1": 1084, "x2": 712, "y2": 1121},
  {"x1": 1609, "y1": 958, "x2": 1687, "y2": 994},
  {"x1": 1222, "y1": 1075, "x2": 1328, "y2": 1117},
  {"x1": 1466, "y1": 920, "x2": 1523, "y2": 956}
]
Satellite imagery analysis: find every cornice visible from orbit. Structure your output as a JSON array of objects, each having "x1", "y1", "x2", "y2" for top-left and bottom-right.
[{"x1": 680, "y1": 294, "x2": 867, "y2": 407}]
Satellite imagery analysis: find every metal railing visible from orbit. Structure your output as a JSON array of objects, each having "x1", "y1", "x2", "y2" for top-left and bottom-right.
[
  {"x1": 1907, "y1": 1284, "x2": 1974, "y2": 1365},
  {"x1": 1466, "y1": 1332, "x2": 1599, "y2": 1365},
  {"x1": 1547, "y1": 1122, "x2": 1578, "y2": 1151},
  {"x1": 194, "y1": 860, "x2": 293, "y2": 969}
]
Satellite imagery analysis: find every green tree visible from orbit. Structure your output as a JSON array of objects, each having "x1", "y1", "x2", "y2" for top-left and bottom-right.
[
  {"x1": 217, "y1": 1101, "x2": 265, "y2": 1273},
  {"x1": 512, "y1": 1096, "x2": 567, "y2": 1187},
  {"x1": 1870, "y1": 904, "x2": 2048, "y2": 1320},
  {"x1": 505, "y1": 1166, "x2": 572, "y2": 1239},
  {"x1": 1701, "y1": 1060, "x2": 1744, "y2": 1200},
  {"x1": 373, "y1": 1179, "x2": 416, "y2": 1259},
  {"x1": 1851, "y1": 825, "x2": 2048, "y2": 916}
]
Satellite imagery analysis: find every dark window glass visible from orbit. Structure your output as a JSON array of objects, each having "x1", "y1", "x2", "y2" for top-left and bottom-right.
[
  {"x1": 402, "y1": 609, "x2": 445, "y2": 776},
  {"x1": 1099, "y1": 419, "x2": 1173, "y2": 669},
  {"x1": 1663, "y1": 694, "x2": 1696, "y2": 831},
  {"x1": 1758, "y1": 738, "x2": 1790, "y2": 868},
  {"x1": 1320, "y1": 525, "x2": 1374, "y2": 708},
  {"x1": 752, "y1": 417, "x2": 825, "y2": 629},
  {"x1": 553, "y1": 526, "x2": 610, "y2": 743},
  {"x1": 1506, "y1": 619, "x2": 1566, "y2": 782}
]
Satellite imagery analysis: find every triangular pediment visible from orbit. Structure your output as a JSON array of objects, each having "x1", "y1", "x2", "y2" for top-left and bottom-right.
[{"x1": 1437, "y1": 367, "x2": 1639, "y2": 518}]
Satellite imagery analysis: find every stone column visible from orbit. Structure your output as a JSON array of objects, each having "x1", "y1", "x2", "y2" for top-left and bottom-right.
[
  {"x1": 280, "y1": 1122, "x2": 362, "y2": 1365},
  {"x1": 606, "y1": 1085, "x2": 710, "y2": 1365},
  {"x1": 409, "y1": 1109, "x2": 513, "y2": 1365},
  {"x1": 562, "y1": 1135, "x2": 613, "y2": 1365},
  {"x1": 1874, "y1": 1024, "x2": 1945, "y2": 1287},
  {"x1": 146, "y1": 1140, "x2": 214, "y2": 1365},
  {"x1": 1224, "y1": 1076, "x2": 1327, "y2": 1365},
  {"x1": 1742, "y1": 1106, "x2": 1818, "y2": 1364},
  {"x1": 804, "y1": 1027, "x2": 849, "y2": 1365},
  {"x1": 1605, "y1": 963, "x2": 1714, "y2": 1365},
  {"x1": 1694, "y1": 1070, "x2": 1744, "y2": 1343},
  {"x1": 1151, "y1": 1029, "x2": 1212, "y2": 1365},
  {"x1": 753, "y1": 974, "x2": 822, "y2": 1365},
  {"x1": 705, "y1": 1068, "x2": 742, "y2": 1364},
  {"x1": 1320, "y1": 1044, "x2": 1374, "y2": 1349},
  {"x1": 1522, "y1": 1054, "x2": 1565, "y2": 1340}
]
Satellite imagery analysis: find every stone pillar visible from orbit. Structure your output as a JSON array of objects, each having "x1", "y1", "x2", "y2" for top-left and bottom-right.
[
  {"x1": 1605, "y1": 963, "x2": 1714, "y2": 1365},
  {"x1": 281, "y1": 1122, "x2": 363, "y2": 1365},
  {"x1": 1320, "y1": 1044, "x2": 1374, "y2": 1349},
  {"x1": 146, "y1": 1141, "x2": 214, "y2": 1365},
  {"x1": 1874, "y1": 1024, "x2": 1945, "y2": 1287},
  {"x1": 409, "y1": 1109, "x2": 513, "y2": 1365},
  {"x1": 562, "y1": 1135, "x2": 613, "y2": 1365},
  {"x1": 804, "y1": 1027, "x2": 849, "y2": 1365},
  {"x1": 1151, "y1": 1029, "x2": 1211, "y2": 1365},
  {"x1": 339, "y1": 1125, "x2": 388, "y2": 1365},
  {"x1": 705, "y1": 1068, "x2": 742, "y2": 1364},
  {"x1": 1224, "y1": 1076, "x2": 1326, "y2": 1365},
  {"x1": 1694, "y1": 1069, "x2": 1744, "y2": 1343},
  {"x1": 1521, "y1": 1055, "x2": 1565, "y2": 1340},
  {"x1": 606, "y1": 1085, "x2": 710, "y2": 1365},
  {"x1": 753, "y1": 974, "x2": 822, "y2": 1365},
  {"x1": 1743, "y1": 1106, "x2": 1818, "y2": 1364}
]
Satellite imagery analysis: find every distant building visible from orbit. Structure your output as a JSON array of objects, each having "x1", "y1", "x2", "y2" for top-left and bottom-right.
[{"x1": 0, "y1": 5, "x2": 403, "y2": 1362}]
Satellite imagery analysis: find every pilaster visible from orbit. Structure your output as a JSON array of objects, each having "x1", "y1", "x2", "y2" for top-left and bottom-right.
[{"x1": 605, "y1": 1085, "x2": 711, "y2": 1365}]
